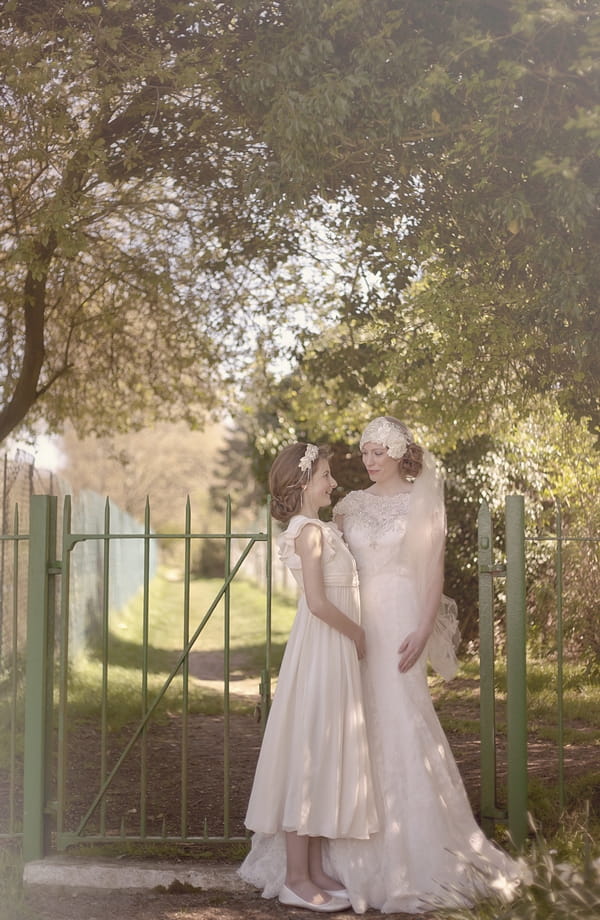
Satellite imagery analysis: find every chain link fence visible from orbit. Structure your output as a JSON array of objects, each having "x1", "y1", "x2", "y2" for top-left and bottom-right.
[{"x1": 0, "y1": 450, "x2": 158, "y2": 668}]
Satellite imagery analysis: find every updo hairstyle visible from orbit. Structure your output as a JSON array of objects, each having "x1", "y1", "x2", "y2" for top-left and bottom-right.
[
  {"x1": 383, "y1": 416, "x2": 424, "y2": 479},
  {"x1": 269, "y1": 443, "x2": 330, "y2": 523}
]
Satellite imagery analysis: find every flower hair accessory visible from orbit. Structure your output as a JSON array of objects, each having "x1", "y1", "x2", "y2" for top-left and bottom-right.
[
  {"x1": 298, "y1": 443, "x2": 319, "y2": 473},
  {"x1": 359, "y1": 418, "x2": 409, "y2": 460}
]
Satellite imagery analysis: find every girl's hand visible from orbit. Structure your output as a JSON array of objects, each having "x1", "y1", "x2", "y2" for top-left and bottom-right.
[
  {"x1": 354, "y1": 625, "x2": 367, "y2": 660},
  {"x1": 398, "y1": 630, "x2": 428, "y2": 672}
]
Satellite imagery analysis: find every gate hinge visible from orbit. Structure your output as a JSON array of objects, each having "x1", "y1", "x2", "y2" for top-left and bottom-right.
[
  {"x1": 48, "y1": 562, "x2": 62, "y2": 574},
  {"x1": 479, "y1": 564, "x2": 506, "y2": 576}
]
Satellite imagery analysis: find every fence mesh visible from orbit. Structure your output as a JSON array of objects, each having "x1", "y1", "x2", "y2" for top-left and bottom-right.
[{"x1": 0, "y1": 451, "x2": 159, "y2": 667}]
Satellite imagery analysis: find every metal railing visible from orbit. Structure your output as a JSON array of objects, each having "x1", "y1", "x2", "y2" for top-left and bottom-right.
[
  {"x1": 477, "y1": 495, "x2": 600, "y2": 849},
  {"x1": 478, "y1": 495, "x2": 527, "y2": 848},
  {"x1": 526, "y1": 501, "x2": 600, "y2": 811},
  {"x1": 2, "y1": 493, "x2": 272, "y2": 861},
  {"x1": 0, "y1": 504, "x2": 28, "y2": 843}
]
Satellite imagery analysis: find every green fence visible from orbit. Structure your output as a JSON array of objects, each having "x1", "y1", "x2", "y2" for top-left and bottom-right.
[
  {"x1": 0, "y1": 503, "x2": 27, "y2": 844},
  {"x1": 2, "y1": 493, "x2": 272, "y2": 861},
  {"x1": 3, "y1": 491, "x2": 591, "y2": 861},
  {"x1": 477, "y1": 495, "x2": 599, "y2": 849},
  {"x1": 478, "y1": 495, "x2": 528, "y2": 848}
]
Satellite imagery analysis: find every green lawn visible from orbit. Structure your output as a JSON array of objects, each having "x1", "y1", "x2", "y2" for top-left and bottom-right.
[
  {"x1": 67, "y1": 570, "x2": 297, "y2": 726},
  {"x1": 108, "y1": 568, "x2": 296, "y2": 660}
]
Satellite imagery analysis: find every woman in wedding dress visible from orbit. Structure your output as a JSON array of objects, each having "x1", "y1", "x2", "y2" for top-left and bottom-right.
[
  {"x1": 239, "y1": 442, "x2": 378, "y2": 913},
  {"x1": 326, "y1": 416, "x2": 522, "y2": 914}
]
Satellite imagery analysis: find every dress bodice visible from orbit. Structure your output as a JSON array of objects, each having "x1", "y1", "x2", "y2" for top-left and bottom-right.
[
  {"x1": 334, "y1": 490, "x2": 411, "y2": 579},
  {"x1": 277, "y1": 514, "x2": 359, "y2": 591}
]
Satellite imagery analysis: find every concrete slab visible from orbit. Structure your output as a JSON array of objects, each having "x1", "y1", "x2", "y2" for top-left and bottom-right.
[{"x1": 23, "y1": 857, "x2": 250, "y2": 893}]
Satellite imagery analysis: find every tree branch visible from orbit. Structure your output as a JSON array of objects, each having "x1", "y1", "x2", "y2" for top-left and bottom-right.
[{"x1": 0, "y1": 233, "x2": 56, "y2": 443}]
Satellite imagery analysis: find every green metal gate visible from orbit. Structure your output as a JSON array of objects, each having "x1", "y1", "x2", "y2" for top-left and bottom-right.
[
  {"x1": 21, "y1": 494, "x2": 272, "y2": 861},
  {"x1": 477, "y1": 494, "x2": 598, "y2": 850},
  {"x1": 478, "y1": 495, "x2": 527, "y2": 849}
]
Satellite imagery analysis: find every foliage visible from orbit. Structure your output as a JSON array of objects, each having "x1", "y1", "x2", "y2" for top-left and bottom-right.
[
  {"x1": 232, "y1": 0, "x2": 600, "y2": 437},
  {"x1": 58, "y1": 420, "x2": 227, "y2": 524},
  {"x1": 221, "y1": 391, "x2": 600, "y2": 656},
  {"x1": 2, "y1": 0, "x2": 599, "y2": 446},
  {"x1": 441, "y1": 820, "x2": 600, "y2": 920},
  {"x1": 0, "y1": 0, "x2": 308, "y2": 441}
]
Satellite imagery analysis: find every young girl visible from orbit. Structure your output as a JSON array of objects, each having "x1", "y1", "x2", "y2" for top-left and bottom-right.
[{"x1": 239, "y1": 442, "x2": 378, "y2": 913}]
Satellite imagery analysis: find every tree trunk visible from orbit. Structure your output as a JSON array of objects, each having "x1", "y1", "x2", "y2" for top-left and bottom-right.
[{"x1": 0, "y1": 236, "x2": 55, "y2": 443}]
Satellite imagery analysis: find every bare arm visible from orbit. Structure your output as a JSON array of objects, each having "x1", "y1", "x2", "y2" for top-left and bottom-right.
[
  {"x1": 333, "y1": 512, "x2": 345, "y2": 536},
  {"x1": 296, "y1": 522, "x2": 366, "y2": 659}
]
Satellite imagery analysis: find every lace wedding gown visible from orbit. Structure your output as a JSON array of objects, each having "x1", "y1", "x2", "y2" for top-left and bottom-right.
[
  {"x1": 239, "y1": 515, "x2": 378, "y2": 894},
  {"x1": 324, "y1": 490, "x2": 521, "y2": 913}
]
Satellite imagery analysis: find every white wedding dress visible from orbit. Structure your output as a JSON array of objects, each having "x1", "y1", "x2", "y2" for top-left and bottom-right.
[
  {"x1": 239, "y1": 515, "x2": 378, "y2": 894},
  {"x1": 324, "y1": 490, "x2": 521, "y2": 913}
]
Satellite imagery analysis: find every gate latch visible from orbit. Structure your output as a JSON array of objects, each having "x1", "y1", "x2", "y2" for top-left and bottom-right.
[{"x1": 478, "y1": 564, "x2": 506, "y2": 576}]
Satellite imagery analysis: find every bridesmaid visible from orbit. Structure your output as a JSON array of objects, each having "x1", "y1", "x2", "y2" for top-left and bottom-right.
[{"x1": 239, "y1": 442, "x2": 378, "y2": 913}]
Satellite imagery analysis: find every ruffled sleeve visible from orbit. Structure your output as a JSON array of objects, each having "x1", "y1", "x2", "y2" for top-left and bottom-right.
[{"x1": 276, "y1": 515, "x2": 338, "y2": 571}]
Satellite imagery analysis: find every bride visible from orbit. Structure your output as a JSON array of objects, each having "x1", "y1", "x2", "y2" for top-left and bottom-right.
[{"x1": 325, "y1": 416, "x2": 522, "y2": 914}]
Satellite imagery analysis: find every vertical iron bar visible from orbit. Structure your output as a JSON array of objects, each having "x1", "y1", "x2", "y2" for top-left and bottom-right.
[
  {"x1": 477, "y1": 499, "x2": 497, "y2": 836},
  {"x1": 56, "y1": 496, "x2": 72, "y2": 840},
  {"x1": 23, "y1": 495, "x2": 57, "y2": 861},
  {"x1": 140, "y1": 498, "x2": 151, "y2": 839},
  {"x1": 223, "y1": 497, "x2": 232, "y2": 837},
  {"x1": 262, "y1": 500, "x2": 272, "y2": 731},
  {"x1": 505, "y1": 495, "x2": 528, "y2": 849},
  {"x1": 259, "y1": 501, "x2": 273, "y2": 731},
  {"x1": 100, "y1": 499, "x2": 111, "y2": 835},
  {"x1": 181, "y1": 497, "x2": 191, "y2": 838},
  {"x1": 0, "y1": 453, "x2": 8, "y2": 664},
  {"x1": 555, "y1": 501, "x2": 565, "y2": 810},
  {"x1": 9, "y1": 505, "x2": 20, "y2": 834}
]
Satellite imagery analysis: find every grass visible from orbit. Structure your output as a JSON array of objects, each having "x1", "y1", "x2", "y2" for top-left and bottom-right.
[
  {"x1": 64, "y1": 570, "x2": 297, "y2": 727},
  {"x1": 440, "y1": 815, "x2": 600, "y2": 920},
  {"x1": 437, "y1": 656, "x2": 600, "y2": 742},
  {"x1": 111, "y1": 569, "x2": 296, "y2": 657},
  {"x1": 432, "y1": 655, "x2": 600, "y2": 848}
]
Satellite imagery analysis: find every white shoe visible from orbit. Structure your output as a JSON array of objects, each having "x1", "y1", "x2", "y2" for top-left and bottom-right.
[
  {"x1": 325, "y1": 888, "x2": 350, "y2": 899},
  {"x1": 278, "y1": 884, "x2": 351, "y2": 912}
]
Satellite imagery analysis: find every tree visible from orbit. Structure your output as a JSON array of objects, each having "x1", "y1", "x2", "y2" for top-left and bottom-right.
[
  {"x1": 2, "y1": 1, "x2": 599, "y2": 445},
  {"x1": 58, "y1": 420, "x2": 226, "y2": 525},
  {"x1": 229, "y1": 0, "x2": 600, "y2": 435},
  {"x1": 0, "y1": 0, "x2": 304, "y2": 442}
]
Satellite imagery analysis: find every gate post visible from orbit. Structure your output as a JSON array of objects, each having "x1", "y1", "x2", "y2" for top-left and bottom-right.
[
  {"x1": 23, "y1": 495, "x2": 58, "y2": 861},
  {"x1": 477, "y1": 499, "x2": 498, "y2": 836},
  {"x1": 505, "y1": 495, "x2": 528, "y2": 849}
]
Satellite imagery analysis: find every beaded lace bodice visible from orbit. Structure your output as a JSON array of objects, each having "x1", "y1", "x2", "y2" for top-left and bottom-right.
[{"x1": 334, "y1": 490, "x2": 411, "y2": 578}]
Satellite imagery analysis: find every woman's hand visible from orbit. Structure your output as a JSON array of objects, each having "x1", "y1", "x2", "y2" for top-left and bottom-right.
[
  {"x1": 397, "y1": 630, "x2": 428, "y2": 672},
  {"x1": 353, "y1": 625, "x2": 367, "y2": 660}
]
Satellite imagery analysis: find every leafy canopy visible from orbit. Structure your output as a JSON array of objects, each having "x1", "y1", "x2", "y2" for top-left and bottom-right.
[
  {"x1": 0, "y1": 0, "x2": 303, "y2": 441},
  {"x1": 1, "y1": 0, "x2": 599, "y2": 443}
]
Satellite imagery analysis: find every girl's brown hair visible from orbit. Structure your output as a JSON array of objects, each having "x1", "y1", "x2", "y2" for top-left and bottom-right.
[{"x1": 269, "y1": 443, "x2": 330, "y2": 523}]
